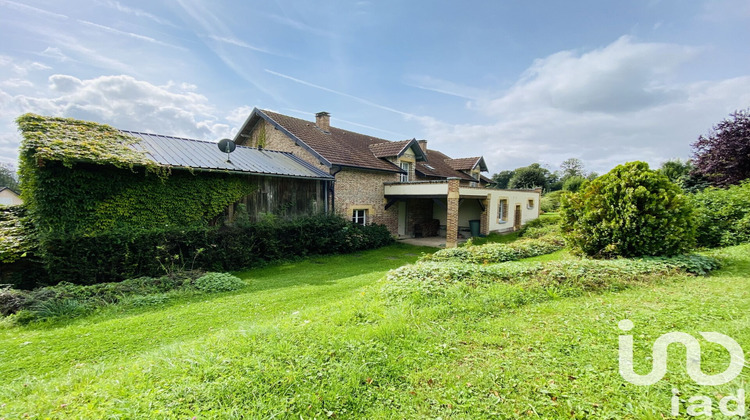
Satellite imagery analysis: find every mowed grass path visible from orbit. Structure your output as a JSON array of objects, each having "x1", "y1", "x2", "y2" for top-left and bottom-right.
[{"x1": 1, "y1": 243, "x2": 750, "y2": 418}]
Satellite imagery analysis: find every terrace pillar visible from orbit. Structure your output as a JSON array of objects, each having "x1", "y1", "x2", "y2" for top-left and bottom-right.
[{"x1": 445, "y1": 177, "x2": 460, "y2": 248}]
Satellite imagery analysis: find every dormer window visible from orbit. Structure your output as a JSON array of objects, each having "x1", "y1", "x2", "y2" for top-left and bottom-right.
[{"x1": 400, "y1": 161, "x2": 411, "y2": 182}]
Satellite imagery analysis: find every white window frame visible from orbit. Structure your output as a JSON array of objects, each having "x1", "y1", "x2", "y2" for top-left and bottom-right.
[
  {"x1": 352, "y1": 209, "x2": 367, "y2": 225},
  {"x1": 400, "y1": 162, "x2": 411, "y2": 182},
  {"x1": 527, "y1": 199, "x2": 535, "y2": 209}
]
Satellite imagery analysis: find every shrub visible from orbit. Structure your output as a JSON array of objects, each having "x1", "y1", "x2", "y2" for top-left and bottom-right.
[
  {"x1": 540, "y1": 191, "x2": 565, "y2": 212},
  {"x1": 562, "y1": 176, "x2": 587, "y2": 192},
  {"x1": 518, "y1": 214, "x2": 561, "y2": 239},
  {"x1": 560, "y1": 161, "x2": 695, "y2": 258},
  {"x1": 29, "y1": 214, "x2": 393, "y2": 286},
  {"x1": 0, "y1": 285, "x2": 26, "y2": 316},
  {"x1": 691, "y1": 181, "x2": 750, "y2": 247},
  {"x1": 0, "y1": 270, "x2": 248, "y2": 322},
  {"x1": 383, "y1": 254, "x2": 719, "y2": 300},
  {"x1": 192, "y1": 272, "x2": 245, "y2": 293},
  {"x1": 421, "y1": 236, "x2": 564, "y2": 264}
]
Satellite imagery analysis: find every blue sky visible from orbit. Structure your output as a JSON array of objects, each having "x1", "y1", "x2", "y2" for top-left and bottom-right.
[{"x1": 1, "y1": 0, "x2": 748, "y2": 175}]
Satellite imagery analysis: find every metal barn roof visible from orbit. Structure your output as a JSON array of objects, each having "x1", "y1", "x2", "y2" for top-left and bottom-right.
[{"x1": 124, "y1": 131, "x2": 333, "y2": 180}]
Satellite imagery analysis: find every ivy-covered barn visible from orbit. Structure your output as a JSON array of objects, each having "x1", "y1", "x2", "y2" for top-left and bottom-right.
[{"x1": 16, "y1": 114, "x2": 333, "y2": 236}]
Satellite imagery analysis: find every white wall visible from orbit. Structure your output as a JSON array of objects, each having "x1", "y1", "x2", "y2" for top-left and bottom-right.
[{"x1": 487, "y1": 190, "x2": 541, "y2": 233}]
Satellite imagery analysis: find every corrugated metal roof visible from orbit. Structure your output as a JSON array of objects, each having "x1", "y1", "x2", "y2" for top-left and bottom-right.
[{"x1": 123, "y1": 131, "x2": 333, "y2": 180}]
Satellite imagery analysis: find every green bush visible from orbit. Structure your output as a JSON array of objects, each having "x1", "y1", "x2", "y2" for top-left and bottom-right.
[
  {"x1": 383, "y1": 254, "x2": 719, "y2": 300},
  {"x1": 561, "y1": 161, "x2": 695, "y2": 258},
  {"x1": 691, "y1": 181, "x2": 750, "y2": 247},
  {"x1": 30, "y1": 214, "x2": 393, "y2": 285},
  {"x1": 193, "y1": 272, "x2": 245, "y2": 293},
  {"x1": 562, "y1": 176, "x2": 587, "y2": 192},
  {"x1": 540, "y1": 191, "x2": 565, "y2": 212},
  {"x1": 0, "y1": 285, "x2": 26, "y2": 316},
  {"x1": 0, "y1": 270, "x2": 251, "y2": 322},
  {"x1": 421, "y1": 236, "x2": 564, "y2": 264},
  {"x1": 518, "y1": 214, "x2": 561, "y2": 239}
]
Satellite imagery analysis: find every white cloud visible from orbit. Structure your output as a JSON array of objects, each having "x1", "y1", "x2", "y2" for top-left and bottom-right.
[
  {"x1": 0, "y1": 55, "x2": 52, "y2": 76},
  {"x1": 0, "y1": 73, "x2": 249, "y2": 163},
  {"x1": 417, "y1": 36, "x2": 750, "y2": 174},
  {"x1": 485, "y1": 36, "x2": 697, "y2": 115}
]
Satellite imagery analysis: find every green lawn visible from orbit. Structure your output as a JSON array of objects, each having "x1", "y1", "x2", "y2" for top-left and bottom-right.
[{"x1": 1, "y1": 242, "x2": 749, "y2": 418}]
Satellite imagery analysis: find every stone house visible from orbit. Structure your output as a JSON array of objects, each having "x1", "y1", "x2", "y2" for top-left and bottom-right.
[{"x1": 234, "y1": 109, "x2": 540, "y2": 247}]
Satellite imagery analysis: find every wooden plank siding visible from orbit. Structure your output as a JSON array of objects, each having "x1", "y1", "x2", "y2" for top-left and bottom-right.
[{"x1": 225, "y1": 175, "x2": 326, "y2": 223}]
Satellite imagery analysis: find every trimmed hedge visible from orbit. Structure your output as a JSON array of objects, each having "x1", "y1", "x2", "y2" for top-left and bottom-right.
[{"x1": 20, "y1": 214, "x2": 393, "y2": 286}]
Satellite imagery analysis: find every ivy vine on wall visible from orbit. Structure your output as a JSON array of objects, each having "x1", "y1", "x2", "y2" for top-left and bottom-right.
[{"x1": 16, "y1": 114, "x2": 256, "y2": 237}]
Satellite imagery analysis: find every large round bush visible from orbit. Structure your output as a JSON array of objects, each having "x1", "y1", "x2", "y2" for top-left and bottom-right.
[{"x1": 560, "y1": 161, "x2": 695, "y2": 257}]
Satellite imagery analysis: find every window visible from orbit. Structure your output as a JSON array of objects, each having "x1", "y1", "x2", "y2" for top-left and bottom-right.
[
  {"x1": 400, "y1": 162, "x2": 411, "y2": 182},
  {"x1": 498, "y1": 199, "x2": 508, "y2": 223},
  {"x1": 527, "y1": 199, "x2": 535, "y2": 209},
  {"x1": 352, "y1": 209, "x2": 367, "y2": 225}
]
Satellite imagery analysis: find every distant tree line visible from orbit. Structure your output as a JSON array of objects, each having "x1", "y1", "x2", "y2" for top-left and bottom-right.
[
  {"x1": 490, "y1": 158, "x2": 597, "y2": 193},
  {"x1": 490, "y1": 107, "x2": 750, "y2": 194}
]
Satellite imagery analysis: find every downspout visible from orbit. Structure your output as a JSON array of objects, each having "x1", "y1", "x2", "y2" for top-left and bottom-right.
[{"x1": 329, "y1": 165, "x2": 342, "y2": 214}]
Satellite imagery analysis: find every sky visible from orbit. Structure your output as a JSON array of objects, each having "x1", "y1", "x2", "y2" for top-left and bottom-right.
[{"x1": 1, "y1": 0, "x2": 749, "y2": 176}]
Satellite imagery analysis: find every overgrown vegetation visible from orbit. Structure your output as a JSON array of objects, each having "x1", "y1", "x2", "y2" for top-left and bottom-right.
[
  {"x1": 561, "y1": 161, "x2": 695, "y2": 258},
  {"x1": 383, "y1": 254, "x2": 720, "y2": 300},
  {"x1": 691, "y1": 180, "x2": 750, "y2": 247},
  {"x1": 32, "y1": 213, "x2": 393, "y2": 285},
  {"x1": 0, "y1": 270, "x2": 245, "y2": 324},
  {"x1": 422, "y1": 236, "x2": 563, "y2": 264},
  {"x1": 0, "y1": 206, "x2": 32, "y2": 264}
]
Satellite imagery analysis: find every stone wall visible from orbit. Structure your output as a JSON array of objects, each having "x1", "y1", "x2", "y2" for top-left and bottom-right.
[
  {"x1": 245, "y1": 120, "x2": 330, "y2": 173},
  {"x1": 334, "y1": 168, "x2": 399, "y2": 233}
]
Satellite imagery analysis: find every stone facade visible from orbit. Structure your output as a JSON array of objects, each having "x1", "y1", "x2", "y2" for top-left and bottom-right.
[
  {"x1": 244, "y1": 120, "x2": 330, "y2": 173},
  {"x1": 334, "y1": 168, "x2": 399, "y2": 232}
]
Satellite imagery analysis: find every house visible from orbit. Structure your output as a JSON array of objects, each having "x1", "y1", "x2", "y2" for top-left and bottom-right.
[
  {"x1": 16, "y1": 114, "x2": 333, "y2": 236},
  {"x1": 0, "y1": 187, "x2": 22, "y2": 206},
  {"x1": 234, "y1": 109, "x2": 541, "y2": 247}
]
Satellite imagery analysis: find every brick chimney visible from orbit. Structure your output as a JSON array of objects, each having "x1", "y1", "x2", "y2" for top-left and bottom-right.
[
  {"x1": 418, "y1": 140, "x2": 428, "y2": 157},
  {"x1": 315, "y1": 112, "x2": 330, "y2": 132}
]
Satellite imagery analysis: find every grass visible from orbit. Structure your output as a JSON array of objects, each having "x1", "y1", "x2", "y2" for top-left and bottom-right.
[{"x1": 1, "y1": 242, "x2": 749, "y2": 418}]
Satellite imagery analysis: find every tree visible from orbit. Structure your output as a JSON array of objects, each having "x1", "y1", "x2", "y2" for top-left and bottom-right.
[
  {"x1": 507, "y1": 163, "x2": 550, "y2": 190},
  {"x1": 560, "y1": 161, "x2": 695, "y2": 258},
  {"x1": 560, "y1": 158, "x2": 585, "y2": 180},
  {"x1": 490, "y1": 170, "x2": 514, "y2": 189},
  {"x1": 562, "y1": 175, "x2": 586, "y2": 193},
  {"x1": 692, "y1": 109, "x2": 750, "y2": 187},
  {"x1": 0, "y1": 163, "x2": 19, "y2": 191},
  {"x1": 659, "y1": 159, "x2": 692, "y2": 184}
]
